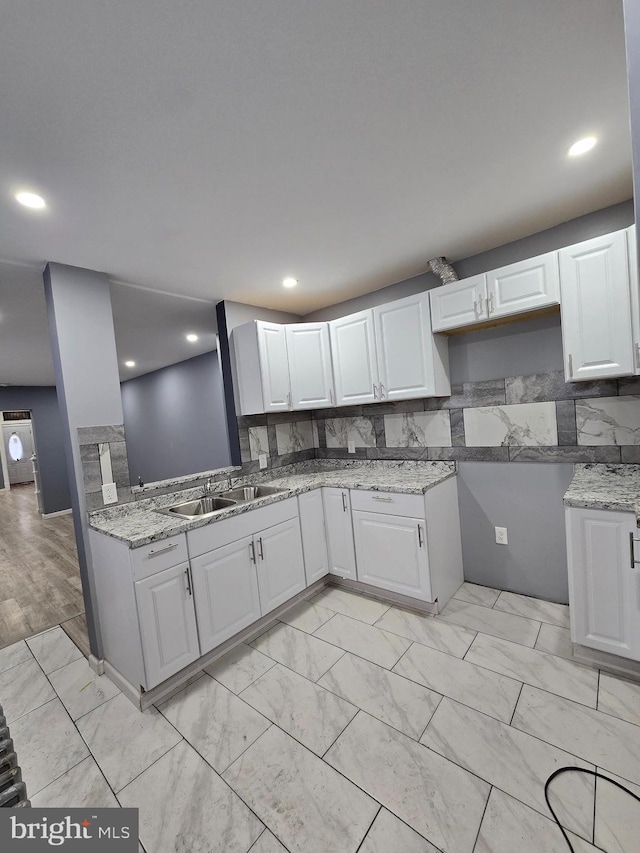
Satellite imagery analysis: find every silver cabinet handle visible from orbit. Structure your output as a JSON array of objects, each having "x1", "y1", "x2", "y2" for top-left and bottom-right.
[
  {"x1": 258, "y1": 536, "x2": 264, "y2": 560},
  {"x1": 373, "y1": 384, "x2": 378, "y2": 399},
  {"x1": 473, "y1": 300, "x2": 478, "y2": 315},
  {"x1": 380, "y1": 382, "x2": 386, "y2": 398},
  {"x1": 184, "y1": 567, "x2": 192, "y2": 596},
  {"x1": 630, "y1": 532, "x2": 640, "y2": 568},
  {"x1": 148, "y1": 542, "x2": 178, "y2": 557},
  {"x1": 372, "y1": 495, "x2": 393, "y2": 502},
  {"x1": 249, "y1": 541, "x2": 256, "y2": 564},
  {"x1": 636, "y1": 342, "x2": 640, "y2": 369},
  {"x1": 329, "y1": 387, "x2": 334, "y2": 406},
  {"x1": 568, "y1": 354, "x2": 573, "y2": 378},
  {"x1": 477, "y1": 293, "x2": 484, "y2": 314},
  {"x1": 287, "y1": 392, "x2": 292, "y2": 409},
  {"x1": 418, "y1": 524, "x2": 424, "y2": 548},
  {"x1": 341, "y1": 492, "x2": 347, "y2": 512},
  {"x1": 487, "y1": 292, "x2": 495, "y2": 315}
]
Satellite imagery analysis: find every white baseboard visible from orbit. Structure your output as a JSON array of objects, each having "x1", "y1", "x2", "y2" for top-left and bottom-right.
[{"x1": 42, "y1": 508, "x2": 73, "y2": 518}]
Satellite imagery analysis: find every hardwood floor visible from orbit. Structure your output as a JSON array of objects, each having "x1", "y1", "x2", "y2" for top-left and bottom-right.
[{"x1": 0, "y1": 484, "x2": 87, "y2": 650}]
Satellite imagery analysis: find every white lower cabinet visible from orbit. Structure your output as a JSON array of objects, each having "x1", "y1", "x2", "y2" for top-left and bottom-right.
[
  {"x1": 353, "y1": 510, "x2": 431, "y2": 600},
  {"x1": 322, "y1": 487, "x2": 357, "y2": 580},
  {"x1": 190, "y1": 536, "x2": 262, "y2": 655},
  {"x1": 135, "y1": 562, "x2": 200, "y2": 689},
  {"x1": 255, "y1": 517, "x2": 306, "y2": 614},
  {"x1": 298, "y1": 490, "x2": 329, "y2": 584},
  {"x1": 566, "y1": 507, "x2": 640, "y2": 660}
]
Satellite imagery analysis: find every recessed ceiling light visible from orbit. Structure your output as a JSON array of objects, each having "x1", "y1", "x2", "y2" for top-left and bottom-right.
[
  {"x1": 124, "y1": 360, "x2": 136, "y2": 368},
  {"x1": 568, "y1": 136, "x2": 597, "y2": 157},
  {"x1": 15, "y1": 191, "x2": 46, "y2": 209},
  {"x1": 186, "y1": 333, "x2": 199, "y2": 342},
  {"x1": 282, "y1": 277, "x2": 298, "y2": 289}
]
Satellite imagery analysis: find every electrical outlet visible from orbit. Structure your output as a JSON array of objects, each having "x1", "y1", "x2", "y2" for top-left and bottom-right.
[
  {"x1": 102, "y1": 482, "x2": 118, "y2": 505},
  {"x1": 495, "y1": 526, "x2": 508, "y2": 545},
  {"x1": 259, "y1": 453, "x2": 268, "y2": 469},
  {"x1": 348, "y1": 439, "x2": 356, "y2": 453}
]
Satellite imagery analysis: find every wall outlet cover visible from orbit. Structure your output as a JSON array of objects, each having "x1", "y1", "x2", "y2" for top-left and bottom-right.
[
  {"x1": 348, "y1": 439, "x2": 356, "y2": 454},
  {"x1": 102, "y1": 482, "x2": 118, "y2": 505},
  {"x1": 259, "y1": 453, "x2": 268, "y2": 469},
  {"x1": 495, "y1": 526, "x2": 508, "y2": 545}
]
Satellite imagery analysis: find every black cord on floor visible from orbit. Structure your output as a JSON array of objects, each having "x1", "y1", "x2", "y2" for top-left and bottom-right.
[{"x1": 545, "y1": 766, "x2": 640, "y2": 852}]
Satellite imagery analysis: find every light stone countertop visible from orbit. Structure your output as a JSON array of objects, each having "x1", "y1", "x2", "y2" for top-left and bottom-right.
[
  {"x1": 563, "y1": 464, "x2": 640, "y2": 523},
  {"x1": 88, "y1": 460, "x2": 457, "y2": 548}
]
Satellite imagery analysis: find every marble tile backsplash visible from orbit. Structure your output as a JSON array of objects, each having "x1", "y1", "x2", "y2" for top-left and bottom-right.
[
  {"x1": 77, "y1": 424, "x2": 133, "y2": 510},
  {"x1": 235, "y1": 371, "x2": 640, "y2": 465}
]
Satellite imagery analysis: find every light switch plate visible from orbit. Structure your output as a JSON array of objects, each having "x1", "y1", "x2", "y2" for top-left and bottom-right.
[
  {"x1": 259, "y1": 453, "x2": 268, "y2": 469},
  {"x1": 348, "y1": 439, "x2": 356, "y2": 454},
  {"x1": 102, "y1": 482, "x2": 118, "y2": 505}
]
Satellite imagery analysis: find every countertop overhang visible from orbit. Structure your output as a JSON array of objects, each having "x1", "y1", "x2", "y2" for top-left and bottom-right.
[
  {"x1": 88, "y1": 460, "x2": 457, "y2": 548},
  {"x1": 563, "y1": 464, "x2": 640, "y2": 524}
]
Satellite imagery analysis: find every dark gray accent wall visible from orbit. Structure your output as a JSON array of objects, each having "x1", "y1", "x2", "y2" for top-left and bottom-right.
[
  {"x1": 121, "y1": 350, "x2": 231, "y2": 484},
  {"x1": 457, "y1": 462, "x2": 575, "y2": 602},
  {"x1": 624, "y1": 0, "x2": 640, "y2": 235},
  {"x1": 0, "y1": 387, "x2": 71, "y2": 514}
]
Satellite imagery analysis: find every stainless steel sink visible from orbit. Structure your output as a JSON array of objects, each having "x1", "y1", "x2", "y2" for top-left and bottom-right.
[
  {"x1": 218, "y1": 485, "x2": 287, "y2": 501},
  {"x1": 157, "y1": 496, "x2": 237, "y2": 519}
]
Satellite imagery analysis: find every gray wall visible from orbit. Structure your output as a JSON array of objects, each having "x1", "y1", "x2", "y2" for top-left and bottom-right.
[
  {"x1": 624, "y1": 0, "x2": 640, "y2": 234},
  {"x1": 121, "y1": 350, "x2": 231, "y2": 484},
  {"x1": 0, "y1": 387, "x2": 71, "y2": 513}
]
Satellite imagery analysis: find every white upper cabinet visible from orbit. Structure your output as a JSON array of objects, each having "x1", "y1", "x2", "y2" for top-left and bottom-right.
[
  {"x1": 486, "y1": 252, "x2": 560, "y2": 319},
  {"x1": 232, "y1": 321, "x2": 291, "y2": 415},
  {"x1": 329, "y1": 310, "x2": 379, "y2": 406},
  {"x1": 374, "y1": 292, "x2": 450, "y2": 400},
  {"x1": 430, "y1": 274, "x2": 487, "y2": 332},
  {"x1": 285, "y1": 323, "x2": 335, "y2": 409},
  {"x1": 559, "y1": 230, "x2": 635, "y2": 381},
  {"x1": 627, "y1": 226, "x2": 640, "y2": 374},
  {"x1": 256, "y1": 322, "x2": 291, "y2": 411}
]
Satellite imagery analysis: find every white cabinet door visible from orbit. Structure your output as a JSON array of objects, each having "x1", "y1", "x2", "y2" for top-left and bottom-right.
[
  {"x1": 559, "y1": 231, "x2": 635, "y2": 381},
  {"x1": 566, "y1": 507, "x2": 640, "y2": 661},
  {"x1": 429, "y1": 274, "x2": 488, "y2": 332},
  {"x1": 627, "y1": 226, "x2": 640, "y2": 374},
  {"x1": 285, "y1": 323, "x2": 335, "y2": 409},
  {"x1": 298, "y1": 489, "x2": 329, "y2": 584},
  {"x1": 322, "y1": 487, "x2": 357, "y2": 580},
  {"x1": 256, "y1": 322, "x2": 291, "y2": 411},
  {"x1": 255, "y1": 517, "x2": 306, "y2": 615},
  {"x1": 135, "y1": 562, "x2": 200, "y2": 688},
  {"x1": 374, "y1": 292, "x2": 450, "y2": 400},
  {"x1": 190, "y1": 537, "x2": 262, "y2": 654},
  {"x1": 353, "y1": 511, "x2": 431, "y2": 600},
  {"x1": 329, "y1": 310, "x2": 379, "y2": 405},
  {"x1": 486, "y1": 252, "x2": 560, "y2": 319}
]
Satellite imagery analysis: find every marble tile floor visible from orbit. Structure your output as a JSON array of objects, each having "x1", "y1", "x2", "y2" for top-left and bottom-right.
[{"x1": 3, "y1": 584, "x2": 640, "y2": 851}]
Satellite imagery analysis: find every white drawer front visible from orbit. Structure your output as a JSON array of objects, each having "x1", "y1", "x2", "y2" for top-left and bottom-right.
[
  {"x1": 131, "y1": 534, "x2": 188, "y2": 581},
  {"x1": 349, "y1": 489, "x2": 425, "y2": 519},
  {"x1": 187, "y1": 497, "x2": 299, "y2": 558}
]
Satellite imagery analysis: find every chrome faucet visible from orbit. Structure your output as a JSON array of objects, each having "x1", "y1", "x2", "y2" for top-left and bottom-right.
[{"x1": 204, "y1": 478, "x2": 215, "y2": 495}]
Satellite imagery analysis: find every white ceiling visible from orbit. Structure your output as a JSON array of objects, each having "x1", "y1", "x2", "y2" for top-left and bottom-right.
[
  {"x1": 0, "y1": 261, "x2": 218, "y2": 385},
  {"x1": 0, "y1": 0, "x2": 633, "y2": 319}
]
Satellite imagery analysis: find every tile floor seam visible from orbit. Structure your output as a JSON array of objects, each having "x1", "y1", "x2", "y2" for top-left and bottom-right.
[
  {"x1": 155, "y1": 687, "x2": 274, "y2": 775},
  {"x1": 532, "y1": 620, "x2": 543, "y2": 648},
  {"x1": 317, "y1": 711, "x2": 464, "y2": 851},
  {"x1": 207, "y1": 650, "x2": 278, "y2": 695},
  {"x1": 353, "y1": 805, "x2": 383, "y2": 853},
  {"x1": 458, "y1": 639, "x2": 598, "y2": 710},
  {"x1": 470, "y1": 783, "x2": 493, "y2": 853},
  {"x1": 417, "y1": 694, "x2": 444, "y2": 743},
  {"x1": 418, "y1": 739, "x2": 595, "y2": 847}
]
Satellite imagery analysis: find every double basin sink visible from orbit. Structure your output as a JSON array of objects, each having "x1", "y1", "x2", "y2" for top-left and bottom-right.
[{"x1": 156, "y1": 485, "x2": 287, "y2": 520}]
